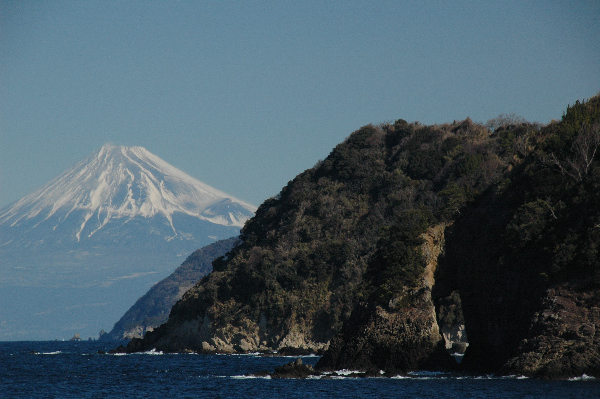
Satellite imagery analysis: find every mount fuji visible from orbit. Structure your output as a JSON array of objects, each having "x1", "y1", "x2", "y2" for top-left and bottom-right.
[{"x1": 0, "y1": 144, "x2": 256, "y2": 341}]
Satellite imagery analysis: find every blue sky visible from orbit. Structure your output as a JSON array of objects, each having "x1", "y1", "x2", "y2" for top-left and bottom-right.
[{"x1": 1, "y1": 0, "x2": 599, "y2": 208}]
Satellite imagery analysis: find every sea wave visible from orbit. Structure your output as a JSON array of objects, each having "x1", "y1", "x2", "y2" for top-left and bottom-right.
[
  {"x1": 220, "y1": 352, "x2": 264, "y2": 357},
  {"x1": 140, "y1": 349, "x2": 164, "y2": 355},
  {"x1": 408, "y1": 370, "x2": 447, "y2": 377},
  {"x1": 217, "y1": 352, "x2": 322, "y2": 358},
  {"x1": 568, "y1": 374, "x2": 597, "y2": 381},
  {"x1": 329, "y1": 369, "x2": 370, "y2": 376},
  {"x1": 108, "y1": 348, "x2": 164, "y2": 356},
  {"x1": 231, "y1": 375, "x2": 272, "y2": 380}
]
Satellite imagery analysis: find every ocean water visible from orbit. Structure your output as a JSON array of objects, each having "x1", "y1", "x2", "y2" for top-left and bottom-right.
[{"x1": 1, "y1": 341, "x2": 599, "y2": 398}]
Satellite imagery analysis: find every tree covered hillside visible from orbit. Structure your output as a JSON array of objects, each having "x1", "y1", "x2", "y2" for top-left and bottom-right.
[
  {"x1": 128, "y1": 102, "x2": 551, "y2": 353},
  {"x1": 123, "y1": 95, "x2": 600, "y2": 380},
  {"x1": 438, "y1": 95, "x2": 600, "y2": 377}
]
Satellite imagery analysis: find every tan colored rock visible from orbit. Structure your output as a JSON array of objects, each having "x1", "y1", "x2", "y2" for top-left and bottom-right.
[{"x1": 317, "y1": 224, "x2": 456, "y2": 373}]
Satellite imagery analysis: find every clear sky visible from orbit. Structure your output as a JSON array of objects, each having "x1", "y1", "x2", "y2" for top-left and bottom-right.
[{"x1": 1, "y1": 0, "x2": 599, "y2": 208}]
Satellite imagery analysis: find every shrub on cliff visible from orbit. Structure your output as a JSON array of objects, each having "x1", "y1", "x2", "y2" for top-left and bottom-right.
[
  {"x1": 441, "y1": 94, "x2": 600, "y2": 375},
  {"x1": 141, "y1": 115, "x2": 528, "y2": 352}
]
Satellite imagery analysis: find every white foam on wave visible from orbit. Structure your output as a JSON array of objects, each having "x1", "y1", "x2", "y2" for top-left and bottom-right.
[
  {"x1": 568, "y1": 374, "x2": 596, "y2": 381},
  {"x1": 331, "y1": 369, "x2": 364, "y2": 376},
  {"x1": 231, "y1": 375, "x2": 271, "y2": 380},
  {"x1": 108, "y1": 348, "x2": 164, "y2": 356},
  {"x1": 473, "y1": 375, "x2": 500, "y2": 380},
  {"x1": 409, "y1": 370, "x2": 447, "y2": 377},
  {"x1": 141, "y1": 349, "x2": 164, "y2": 355},
  {"x1": 38, "y1": 351, "x2": 62, "y2": 355},
  {"x1": 317, "y1": 369, "x2": 385, "y2": 379}
]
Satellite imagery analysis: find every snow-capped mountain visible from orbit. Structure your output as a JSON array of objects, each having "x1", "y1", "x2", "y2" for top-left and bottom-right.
[
  {"x1": 0, "y1": 144, "x2": 256, "y2": 341},
  {"x1": 1, "y1": 143, "x2": 254, "y2": 242}
]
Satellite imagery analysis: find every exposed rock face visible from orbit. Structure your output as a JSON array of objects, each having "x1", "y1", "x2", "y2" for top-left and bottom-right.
[
  {"x1": 121, "y1": 326, "x2": 154, "y2": 340},
  {"x1": 117, "y1": 97, "x2": 600, "y2": 380},
  {"x1": 442, "y1": 324, "x2": 468, "y2": 352},
  {"x1": 268, "y1": 358, "x2": 320, "y2": 379},
  {"x1": 502, "y1": 283, "x2": 600, "y2": 379},
  {"x1": 316, "y1": 295, "x2": 454, "y2": 374},
  {"x1": 439, "y1": 95, "x2": 600, "y2": 379},
  {"x1": 124, "y1": 311, "x2": 328, "y2": 354},
  {"x1": 317, "y1": 225, "x2": 456, "y2": 374},
  {"x1": 116, "y1": 118, "x2": 515, "y2": 358}
]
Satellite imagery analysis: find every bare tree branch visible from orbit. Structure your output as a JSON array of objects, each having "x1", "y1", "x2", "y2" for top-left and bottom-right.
[{"x1": 549, "y1": 123, "x2": 600, "y2": 182}]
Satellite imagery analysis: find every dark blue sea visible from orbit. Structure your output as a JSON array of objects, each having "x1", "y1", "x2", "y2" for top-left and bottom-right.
[{"x1": 1, "y1": 341, "x2": 599, "y2": 398}]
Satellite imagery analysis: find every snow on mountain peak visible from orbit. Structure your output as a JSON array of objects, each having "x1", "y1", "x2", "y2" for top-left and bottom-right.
[{"x1": 0, "y1": 144, "x2": 256, "y2": 240}]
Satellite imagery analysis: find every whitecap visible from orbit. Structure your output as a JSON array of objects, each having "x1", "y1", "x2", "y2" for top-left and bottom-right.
[
  {"x1": 226, "y1": 352, "x2": 263, "y2": 356},
  {"x1": 231, "y1": 375, "x2": 271, "y2": 379},
  {"x1": 473, "y1": 375, "x2": 497, "y2": 380},
  {"x1": 141, "y1": 349, "x2": 163, "y2": 355},
  {"x1": 332, "y1": 369, "x2": 363, "y2": 376},
  {"x1": 408, "y1": 370, "x2": 446, "y2": 377},
  {"x1": 569, "y1": 374, "x2": 597, "y2": 381},
  {"x1": 323, "y1": 375, "x2": 355, "y2": 379}
]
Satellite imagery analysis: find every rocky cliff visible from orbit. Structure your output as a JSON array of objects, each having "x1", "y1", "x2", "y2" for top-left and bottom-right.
[
  {"x1": 502, "y1": 283, "x2": 600, "y2": 379},
  {"x1": 120, "y1": 118, "x2": 507, "y2": 355},
  {"x1": 438, "y1": 95, "x2": 600, "y2": 378},
  {"x1": 317, "y1": 224, "x2": 456, "y2": 374},
  {"x1": 119, "y1": 96, "x2": 600, "y2": 379}
]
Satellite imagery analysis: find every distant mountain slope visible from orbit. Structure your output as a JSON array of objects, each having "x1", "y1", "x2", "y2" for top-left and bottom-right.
[
  {"x1": 104, "y1": 237, "x2": 239, "y2": 340},
  {"x1": 0, "y1": 144, "x2": 254, "y2": 242},
  {"x1": 0, "y1": 144, "x2": 256, "y2": 341}
]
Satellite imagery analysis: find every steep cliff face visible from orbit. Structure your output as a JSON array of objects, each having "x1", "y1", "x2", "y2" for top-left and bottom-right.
[
  {"x1": 502, "y1": 283, "x2": 600, "y2": 379},
  {"x1": 317, "y1": 224, "x2": 456, "y2": 373},
  {"x1": 121, "y1": 97, "x2": 600, "y2": 380},
  {"x1": 441, "y1": 95, "x2": 600, "y2": 378},
  {"x1": 126, "y1": 310, "x2": 329, "y2": 354},
  {"x1": 122, "y1": 118, "x2": 512, "y2": 355}
]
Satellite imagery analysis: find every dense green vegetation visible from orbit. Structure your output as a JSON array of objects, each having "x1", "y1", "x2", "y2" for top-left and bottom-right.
[
  {"x1": 124, "y1": 94, "x2": 600, "y2": 380},
  {"x1": 446, "y1": 95, "x2": 600, "y2": 286},
  {"x1": 168, "y1": 94, "x2": 591, "y2": 343},
  {"x1": 438, "y1": 95, "x2": 600, "y2": 371}
]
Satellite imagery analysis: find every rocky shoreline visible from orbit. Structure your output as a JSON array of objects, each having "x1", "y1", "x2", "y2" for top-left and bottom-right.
[{"x1": 111, "y1": 97, "x2": 600, "y2": 380}]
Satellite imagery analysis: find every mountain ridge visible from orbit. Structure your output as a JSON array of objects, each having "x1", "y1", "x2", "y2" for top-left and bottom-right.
[
  {"x1": 103, "y1": 237, "x2": 239, "y2": 341},
  {"x1": 0, "y1": 144, "x2": 255, "y2": 242},
  {"x1": 0, "y1": 144, "x2": 256, "y2": 341}
]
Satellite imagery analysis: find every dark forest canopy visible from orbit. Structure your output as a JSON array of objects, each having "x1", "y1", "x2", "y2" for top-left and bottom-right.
[
  {"x1": 173, "y1": 96, "x2": 596, "y2": 330},
  {"x1": 126, "y1": 95, "x2": 600, "y2": 379}
]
